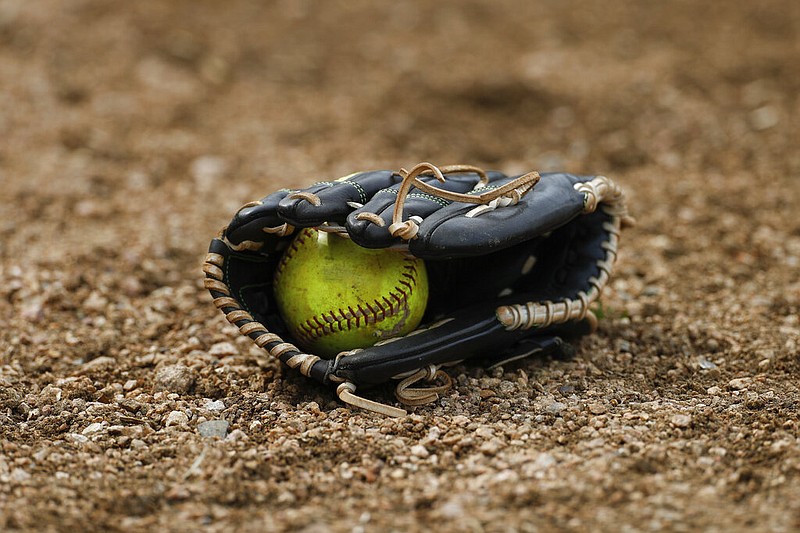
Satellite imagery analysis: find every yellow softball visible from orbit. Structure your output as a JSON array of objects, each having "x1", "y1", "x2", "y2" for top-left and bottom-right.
[{"x1": 274, "y1": 228, "x2": 428, "y2": 358}]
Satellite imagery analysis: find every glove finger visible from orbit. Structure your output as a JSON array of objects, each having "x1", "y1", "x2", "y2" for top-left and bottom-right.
[
  {"x1": 277, "y1": 170, "x2": 400, "y2": 227},
  {"x1": 224, "y1": 189, "x2": 293, "y2": 246},
  {"x1": 346, "y1": 171, "x2": 507, "y2": 249},
  {"x1": 409, "y1": 173, "x2": 589, "y2": 259}
]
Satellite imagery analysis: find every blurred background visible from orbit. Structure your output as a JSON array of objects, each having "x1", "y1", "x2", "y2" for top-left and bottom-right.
[
  {"x1": 2, "y1": 0, "x2": 797, "y2": 263},
  {"x1": 1, "y1": 0, "x2": 799, "y2": 530}
]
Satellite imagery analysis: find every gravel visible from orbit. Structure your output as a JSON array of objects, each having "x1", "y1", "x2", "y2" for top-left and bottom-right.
[{"x1": 1, "y1": 1, "x2": 799, "y2": 531}]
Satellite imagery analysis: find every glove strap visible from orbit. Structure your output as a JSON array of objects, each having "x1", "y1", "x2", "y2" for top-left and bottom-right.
[
  {"x1": 336, "y1": 382, "x2": 407, "y2": 418},
  {"x1": 394, "y1": 365, "x2": 453, "y2": 406}
]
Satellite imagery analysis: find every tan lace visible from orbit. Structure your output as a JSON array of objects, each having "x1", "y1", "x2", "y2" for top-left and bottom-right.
[
  {"x1": 382, "y1": 162, "x2": 540, "y2": 240},
  {"x1": 395, "y1": 365, "x2": 453, "y2": 406}
]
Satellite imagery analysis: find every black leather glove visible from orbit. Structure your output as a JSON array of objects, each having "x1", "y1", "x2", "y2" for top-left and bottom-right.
[{"x1": 204, "y1": 163, "x2": 633, "y2": 416}]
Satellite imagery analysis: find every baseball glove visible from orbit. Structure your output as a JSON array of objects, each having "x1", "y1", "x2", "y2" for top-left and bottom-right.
[{"x1": 204, "y1": 162, "x2": 633, "y2": 416}]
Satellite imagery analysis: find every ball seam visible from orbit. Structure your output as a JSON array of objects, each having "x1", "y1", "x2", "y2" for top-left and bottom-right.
[{"x1": 295, "y1": 258, "x2": 420, "y2": 343}]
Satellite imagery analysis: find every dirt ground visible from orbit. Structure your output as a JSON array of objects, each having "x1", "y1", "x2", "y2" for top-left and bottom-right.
[{"x1": 1, "y1": 0, "x2": 799, "y2": 531}]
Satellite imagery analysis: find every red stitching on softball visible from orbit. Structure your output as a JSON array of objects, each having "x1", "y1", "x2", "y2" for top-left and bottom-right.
[
  {"x1": 297, "y1": 256, "x2": 422, "y2": 341},
  {"x1": 275, "y1": 227, "x2": 313, "y2": 279}
]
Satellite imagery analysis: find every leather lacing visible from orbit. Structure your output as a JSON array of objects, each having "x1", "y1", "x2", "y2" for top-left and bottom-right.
[
  {"x1": 354, "y1": 162, "x2": 540, "y2": 241},
  {"x1": 203, "y1": 251, "x2": 322, "y2": 380}
]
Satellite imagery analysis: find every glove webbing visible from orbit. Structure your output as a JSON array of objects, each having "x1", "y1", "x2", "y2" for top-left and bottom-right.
[{"x1": 496, "y1": 175, "x2": 634, "y2": 330}]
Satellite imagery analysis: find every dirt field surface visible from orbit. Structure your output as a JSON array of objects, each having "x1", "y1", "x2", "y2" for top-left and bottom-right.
[{"x1": 2, "y1": 0, "x2": 799, "y2": 531}]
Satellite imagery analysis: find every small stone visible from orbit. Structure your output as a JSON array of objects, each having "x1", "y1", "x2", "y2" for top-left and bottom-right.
[
  {"x1": 707, "y1": 386, "x2": 722, "y2": 395},
  {"x1": 588, "y1": 403, "x2": 607, "y2": 415},
  {"x1": 198, "y1": 420, "x2": 229, "y2": 438},
  {"x1": 479, "y1": 438, "x2": 503, "y2": 456},
  {"x1": 165, "y1": 410, "x2": 189, "y2": 427},
  {"x1": 68, "y1": 433, "x2": 89, "y2": 444},
  {"x1": 642, "y1": 286, "x2": 660, "y2": 296},
  {"x1": 11, "y1": 468, "x2": 31, "y2": 482},
  {"x1": 82, "y1": 422, "x2": 105, "y2": 435},
  {"x1": 123, "y1": 380, "x2": 138, "y2": 391},
  {"x1": 165, "y1": 485, "x2": 191, "y2": 502},
  {"x1": 204, "y1": 399, "x2": 225, "y2": 412},
  {"x1": 546, "y1": 401, "x2": 567, "y2": 415},
  {"x1": 20, "y1": 300, "x2": 44, "y2": 321},
  {"x1": 697, "y1": 357, "x2": 717, "y2": 370},
  {"x1": 475, "y1": 426, "x2": 494, "y2": 439},
  {"x1": 728, "y1": 377, "x2": 752, "y2": 390},
  {"x1": 410, "y1": 445, "x2": 429, "y2": 458},
  {"x1": 749, "y1": 105, "x2": 779, "y2": 130},
  {"x1": 226, "y1": 429, "x2": 249, "y2": 442},
  {"x1": 39, "y1": 384, "x2": 62, "y2": 404},
  {"x1": 671, "y1": 414, "x2": 692, "y2": 428},
  {"x1": 209, "y1": 342, "x2": 237, "y2": 357},
  {"x1": 83, "y1": 291, "x2": 108, "y2": 312},
  {"x1": 120, "y1": 276, "x2": 145, "y2": 297},
  {"x1": 451, "y1": 415, "x2": 470, "y2": 427},
  {"x1": 155, "y1": 364, "x2": 196, "y2": 394},
  {"x1": 81, "y1": 356, "x2": 116, "y2": 372},
  {"x1": 437, "y1": 498, "x2": 465, "y2": 519}
]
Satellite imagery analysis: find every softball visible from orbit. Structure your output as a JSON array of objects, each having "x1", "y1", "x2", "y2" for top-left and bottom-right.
[{"x1": 274, "y1": 228, "x2": 428, "y2": 358}]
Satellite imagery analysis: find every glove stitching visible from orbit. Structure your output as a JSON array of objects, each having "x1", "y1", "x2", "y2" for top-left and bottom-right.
[
  {"x1": 311, "y1": 180, "x2": 368, "y2": 205},
  {"x1": 377, "y1": 188, "x2": 450, "y2": 207},
  {"x1": 347, "y1": 181, "x2": 368, "y2": 205}
]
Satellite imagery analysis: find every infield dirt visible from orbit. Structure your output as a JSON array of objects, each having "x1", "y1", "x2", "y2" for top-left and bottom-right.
[{"x1": 1, "y1": 1, "x2": 799, "y2": 531}]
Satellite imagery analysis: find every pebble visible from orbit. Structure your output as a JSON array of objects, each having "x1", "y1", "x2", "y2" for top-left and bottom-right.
[
  {"x1": 437, "y1": 498, "x2": 465, "y2": 519},
  {"x1": 588, "y1": 403, "x2": 607, "y2": 415},
  {"x1": 727, "y1": 377, "x2": 752, "y2": 390},
  {"x1": 749, "y1": 105, "x2": 780, "y2": 130},
  {"x1": 451, "y1": 415, "x2": 470, "y2": 427},
  {"x1": 546, "y1": 402, "x2": 567, "y2": 415},
  {"x1": 198, "y1": 420, "x2": 229, "y2": 438},
  {"x1": 410, "y1": 445, "x2": 429, "y2": 458},
  {"x1": 480, "y1": 438, "x2": 504, "y2": 456},
  {"x1": 226, "y1": 429, "x2": 248, "y2": 442},
  {"x1": 671, "y1": 414, "x2": 692, "y2": 428},
  {"x1": 204, "y1": 399, "x2": 226, "y2": 411},
  {"x1": 697, "y1": 357, "x2": 717, "y2": 370},
  {"x1": 80, "y1": 357, "x2": 117, "y2": 372},
  {"x1": 475, "y1": 426, "x2": 494, "y2": 439},
  {"x1": 155, "y1": 364, "x2": 196, "y2": 394},
  {"x1": 165, "y1": 411, "x2": 189, "y2": 427},
  {"x1": 82, "y1": 422, "x2": 105, "y2": 435},
  {"x1": 11, "y1": 468, "x2": 31, "y2": 482},
  {"x1": 83, "y1": 291, "x2": 108, "y2": 312},
  {"x1": 209, "y1": 342, "x2": 237, "y2": 357}
]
